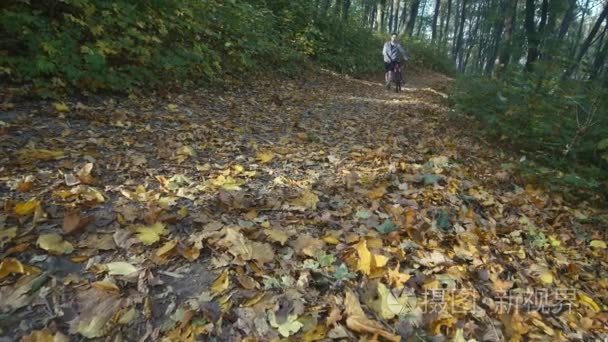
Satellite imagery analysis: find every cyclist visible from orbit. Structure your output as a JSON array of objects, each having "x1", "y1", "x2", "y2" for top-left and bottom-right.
[{"x1": 382, "y1": 33, "x2": 408, "y2": 89}]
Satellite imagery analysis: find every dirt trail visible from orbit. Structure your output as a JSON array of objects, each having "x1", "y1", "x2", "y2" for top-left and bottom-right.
[{"x1": 0, "y1": 70, "x2": 605, "y2": 341}]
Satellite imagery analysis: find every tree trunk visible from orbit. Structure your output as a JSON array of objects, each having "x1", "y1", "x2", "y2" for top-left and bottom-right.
[
  {"x1": 572, "y1": 0, "x2": 591, "y2": 57},
  {"x1": 388, "y1": 0, "x2": 395, "y2": 32},
  {"x1": 565, "y1": 2, "x2": 608, "y2": 78},
  {"x1": 320, "y1": 0, "x2": 332, "y2": 17},
  {"x1": 558, "y1": 0, "x2": 577, "y2": 40},
  {"x1": 342, "y1": 0, "x2": 351, "y2": 20},
  {"x1": 497, "y1": 0, "x2": 517, "y2": 75},
  {"x1": 400, "y1": 0, "x2": 409, "y2": 33},
  {"x1": 454, "y1": 0, "x2": 468, "y2": 65},
  {"x1": 443, "y1": 0, "x2": 453, "y2": 48},
  {"x1": 392, "y1": 0, "x2": 401, "y2": 33},
  {"x1": 431, "y1": 0, "x2": 442, "y2": 42},
  {"x1": 485, "y1": 0, "x2": 507, "y2": 75},
  {"x1": 406, "y1": 0, "x2": 422, "y2": 35},
  {"x1": 524, "y1": 0, "x2": 540, "y2": 71},
  {"x1": 591, "y1": 25, "x2": 608, "y2": 81},
  {"x1": 415, "y1": 0, "x2": 429, "y2": 37}
]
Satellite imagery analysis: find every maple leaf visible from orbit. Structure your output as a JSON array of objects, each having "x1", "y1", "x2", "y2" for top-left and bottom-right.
[
  {"x1": 268, "y1": 311, "x2": 303, "y2": 337},
  {"x1": 134, "y1": 222, "x2": 167, "y2": 245}
]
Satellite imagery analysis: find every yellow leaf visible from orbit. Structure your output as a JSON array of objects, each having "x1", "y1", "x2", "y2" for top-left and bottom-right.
[
  {"x1": 14, "y1": 199, "x2": 40, "y2": 216},
  {"x1": 156, "y1": 240, "x2": 177, "y2": 257},
  {"x1": 268, "y1": 312, "x2": 303, "y2": 337},
  {"x1": 373, "y1": 254, "x2": 389, "y2": 269},
  {"x1": 369, "y1": 282, "x2": 400, "y2": 319},
  {"x1": 21, "y1": 328, "x2": 68, "y2": 342},
  {"x1": 344, "y1": 289, "x2": 401, "y2": 342},
  {"x1": 211, "y1": 269, "x2": 231, "y2": 295},
  {"x1": 178, "y1": 244, "x2": 200, "y2": 262},
  {"x1": 265, "y1": 229, "x2": 288, "y2": 245},
  {"x1": 177, "y1": 207, "x2": 188, "y2": 219},
  {"x1": 0, "y1": 258, "x2": 24, "y2": 280},
  {"x1": 135, "y1": 222, "x2": 167, "y2": 245},
  {"x1": 0, "y1": 227, "x2": 17, "y2": 249},
  {"x1": 367, "y1": 186, "x2": 386, "y2": 200},
  {"x1": 322, "y1": 234, "x2": 340, "y2": 244},
  {"x1": 355, "y1": 240, "x2": 372, "y2": 276},
  {"x1": 256, "y1": 151, "x2": 274, "y2": 163},
  {"x1": 291, "y1": 190, "x2": 319, "y2": 210},
  {"x1": 578, "y1": 293, "x2": 601, "y2": 312},
  {"x1": 590, "y1": 240, "x2": 607, "y2": 249},
  {"x1": 302, "y1": 324, "x2": 327, "y2": 342},
  {"x1": 17, "y1": 148, "x2": 64, "y2": 163},
  {"x1": 177, "y1": 145, "x2": 196, "y2": 157},
  {"x1": 539, "y1": 271, "x2": 553, "y2": 285},
  {"x1": 37, "y1": 233, "x2": 73, "y2": 254},
  {"x1": 118, "y1": 307, "x2": 136, "y2": 325},
  {"x1": 53, "y1": 102, "x2": 70, "y2": 113},
  {"x1": 105, "y1": 261, "x2": 138, "y2": 276},
  {"x1": 92, "y1": 280, "x2": 120, "y2": 293},
  {"x1": 387, "y1": 263, "x2": 411, "y2": 288}
]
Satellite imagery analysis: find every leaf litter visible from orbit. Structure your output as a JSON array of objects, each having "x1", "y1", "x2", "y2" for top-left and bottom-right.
[{"x1": 0, "y1": 70, "x2": 607, "y2": 340}]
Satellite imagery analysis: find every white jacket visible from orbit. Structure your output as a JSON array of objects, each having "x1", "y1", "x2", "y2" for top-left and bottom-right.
[{"x1": 383, "y1": 42, "x2": 408, "y2": 63}]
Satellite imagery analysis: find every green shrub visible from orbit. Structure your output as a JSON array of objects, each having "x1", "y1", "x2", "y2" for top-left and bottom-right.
[
  {"x1": 451, "y1": 69, "x2": 608, "y2": 201},
  {"x1": 401, "y1": 38, "x2": 456, "y2": 76}
]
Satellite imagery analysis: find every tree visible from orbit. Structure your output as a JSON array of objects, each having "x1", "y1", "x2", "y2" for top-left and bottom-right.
[
  {"x1": 431, "y1": 0, "x2": 442, "y2": 42},
  {"x1": 406, "y1": 0, "x2": 422, "y2": 35},
  {"x1": 565, "y1": 1, "x2": 608, "y2": 78}
]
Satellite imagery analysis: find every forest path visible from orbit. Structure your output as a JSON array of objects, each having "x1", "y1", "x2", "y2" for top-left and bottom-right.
[{"x1": 0, "y1": 69, "x2": 605, "y2": 340}]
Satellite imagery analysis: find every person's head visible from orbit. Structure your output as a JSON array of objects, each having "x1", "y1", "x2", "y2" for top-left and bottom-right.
[{"x1": 390, "y1": 33, "x2": 398, "y2": 43}]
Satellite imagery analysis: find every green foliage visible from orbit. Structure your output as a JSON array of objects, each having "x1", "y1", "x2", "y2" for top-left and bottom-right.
[
  {"x1": 0, "y1": 0, "x2": 391, "y2": 96},
  {"x1": 296, "y1": 18, "x2": 383, "y2": 75},
  {"x1": 401, "y1": 38, "x2": 456, "y2": 76},
  {"x1": 451, "y1": 67, "x2": 608, "y2": 201}
]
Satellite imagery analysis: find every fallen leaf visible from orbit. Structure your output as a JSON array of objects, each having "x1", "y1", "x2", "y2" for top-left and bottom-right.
[
  {"x1": 387, "y1": 263, "x2": 411, "y2": 288},
  {"x1": 268, "y1": 311, "x2": 303, "y2": 337},
  {"x1": 105, "y1": 261, "x2": 138, "y2": 276},
  {"x1": 265, "y1": 229, "x2": 289, "y2": 245},
  {"x1": 69, "y1": 287, "x2": 123, "y2": 338},
  {"x1": 291, "y1": 190, "x2": 319, "y2": 210},
  {"x1": 53, "y1": 102, "x2": 70, "y2": 112},
  {"x1": 211, "y1": 269, "x2": 231, "y2": 294},
  {"x1": 0, "y1": 227, "x2": 17, "y2": 249},
  {"x1": 0, "y1": 258, "x2": 24, "y2": 280},
  {"x1": 21, "y1": 328, "x2": 69, "y2": 342},
  {"x1": 354, "y1": 240, "x2": 372, "y2": 275},
  {"x1": 63, "y1": 210, "x2": 94, "y2": 234},
  {"x1": 590, "y1": 240, "x2": 607, "y2": 249},
  {"x1": 134, "y1": 222, "x2": 167, "y2": 245},
  {"x1": 344, "y1": 289, "x2": 400, "y2": 342},
  {"x1": 14, "y1": 199, "x2": 40, "y2": 216},
  {"x1": 256, "y1": 151, "x2": 274, "y2": 163},
  {"x1": 37, "y1": 233, "x2": 74, "y2": 254}
]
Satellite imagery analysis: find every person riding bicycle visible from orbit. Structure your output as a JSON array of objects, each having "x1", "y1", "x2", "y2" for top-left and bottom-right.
[{"x1": 383, "y1": 33, "x2": 408, "y2": 88}]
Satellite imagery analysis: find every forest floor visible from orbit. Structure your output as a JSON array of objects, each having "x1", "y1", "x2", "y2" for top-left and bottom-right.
[{"x1": 0, "y1": 68, "x2": 607, "y2": 341}]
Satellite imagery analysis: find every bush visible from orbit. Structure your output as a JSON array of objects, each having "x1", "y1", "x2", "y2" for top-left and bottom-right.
[
  {"x1": 401, "y1": 38, "x2": 456, "y2": 76},
  {"x1": 6, "y1": 1, "x2": 447, "y2": 97},
  {"x1": 451, "y1": 68, "x2": 608, "y2": 201}
]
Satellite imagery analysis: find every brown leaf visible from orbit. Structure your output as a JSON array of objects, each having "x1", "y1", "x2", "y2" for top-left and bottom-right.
[{"x1": 63, "y1": 210, "x2": 94, "y2": 235}]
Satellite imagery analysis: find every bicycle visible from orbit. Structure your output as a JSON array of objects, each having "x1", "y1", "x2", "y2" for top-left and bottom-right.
[{"x1": 387, "y1": 61, "x2": 402, "y2": 93}]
